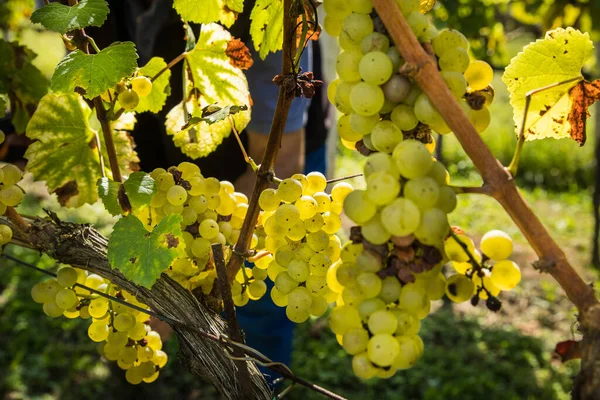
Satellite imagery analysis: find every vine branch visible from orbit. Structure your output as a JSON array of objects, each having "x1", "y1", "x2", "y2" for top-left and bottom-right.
[
  {"x1": 93, "y1": 97, "x2": 122, "y2": 182},
  {"x1": 226, "y1": 0, "x2": 299, "y2": 281}
]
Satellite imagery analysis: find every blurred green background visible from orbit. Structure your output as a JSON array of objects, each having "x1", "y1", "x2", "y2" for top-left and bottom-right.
[{"x1": 1, "y1": 0, "x2": 598, "y2": 399}]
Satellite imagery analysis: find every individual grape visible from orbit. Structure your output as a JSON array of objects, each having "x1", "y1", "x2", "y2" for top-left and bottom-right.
[
  {"x1": 43, "y1": 300, "x2": 64, "y2": 318},
  {"x1": 31, "y1": 282, "x2": 49, "y2": 304},
  {"x1": 278, "y1": 178, "x2": 303, "y2": 203},
  {"x1": 480, "y1": 230, "x2": 513, "y2": 260},
  {"x1": 349, "y1": 113, "x2": 379, "y2": 135},
  {"x1": 427, "y1": 161, "x2": 449, "y2": 185},
  {"x1": 395, "y1": 0, "x2": 419, "y2": 14},
  {"x1": 334, "y1": 81, "x2": 356, "y2": 114},
  {"x1": 366, "y1": 171, "x2": 400, "y2": 206},
  {"x1": 336, "y1": 51, "x2": 362, "y2": 83},
  {"x1": 191, "y1": 237, "x2": 211, "y2": 258},
  {"x1": 438, "y1": 47, "x2": 470, "y2": 73},
  {"x1": 360, "y1": 32, "x2": 390, "y2": 54},
  {"x1": 233, "y1": 292, "x2": 250, "y2": 306},
  {"x1": 406, "y1": 11, "x2": 429, "y2": 39},
  {"x1": 166, "y1": 185, "x2": 187, "y2": 206},
  {"x1": 339, "y1": 29, "x2": 362, "y2": 53},
  {"x1": 0, "y1": 185, "x2": 23, "y2": 206},
  {"x1": 441, "y1": 71, "x2": 468, "y2": 98},
  {"x1": 287, "y1": 287, "x2": 312, "y2": 314},
  {"x1": 287, "y1": 259, "x2": 310, "y2": 282},
  {"x1": 464, "y1": 60, "x2": 494, "y2": 91},
  {"x1": 54, "y1": 267, "x2": 76, "y2": 288},
  {"x1": 153, "y1": 350, "x2": 168, "y2": 368},
  {"x1": 55, "y1": 288, "x2": 77, "y2": 309},
  {"x1": 392, "y1": 139, "x2": 434, "y2": 179},
  {"x1": 248, "y1": 280, "x2": 267, "y2": 299},
  {"x1": 114, "y1": 313, "x2": 136, "y2": 332},
  {"x1": 490, "y1": 260, "x2": 521, "y2": 290},
  {"x1": 382, "y1": 74, "x2": 411, "y2": 103},
  {"x1": 344, "y1": 190, "x2": 377, "y2": 225},
  {"x1": 271, "y1": 287, "x2": 289, "y2": 307},
  {"x1": 125, "y1": 366, "x2": 144, "y2": 385},
  {"x1": 275, "y1": 271, "x2": 299, "y2": 294},
  {"x1": 309, "y1": 252, "x2": 332, "y2": 276},
  {"x1": 380, "y1": 198, "x2": 421, "y2": 236},
  {"x1": 413, "y1": 94, "x2": 450, "y2": 134},
  {"x1": 306, "y1": 172, "x2": 327, "y2": 194},
  {"x1": 371, "y1": 120, "x2": 403, "y2": 153},
  {"x1": 331, "y1": 182, "x2": 354, "y2": 204},
  {"x1": 88, "y1": 321, "x2": 110, "y2": 342},
  {"x1": 307, "y1": 230, "x2": 329, "y2": 252},
  {"x1": 1, "y1": 165, "x2": 21, "y2": 185},
  {"x1": 128, "y1": 322, "x2": 148, "y2": 341},
  {"x1": 138, "y1": 345, "x2": 155, "y2": 362},
  {"x1": 386, "y1": 46, "x2": 404, "y2": 71},
  {"x1": 391, "y1": 309, "x2": 420, "y2": 335},
  {"x1": 309, "y1": 295, "x2": 328, "y2": 317},
  {"x1": 131, "y1": 76, "x2": 153, "y2": 97},
  {"x1": 306, "y1": 274, "x2": 328, "y2": 296},
  {"x1": 399, "y1": 283, "x2": 428, "y2": 314},
  {"x1": 392, "y1": 335, "x2": 422, "y2": 369},
  {"x1": 379, "y1": 276, "x2": 401, "y2": 303},
  {"x1": 323, "y1": 0, "x2": 352, "y2": 19},
  {"x1": 322, "y1": 211, "x2": 342, "y2": 235},
  {"x1": 432, "y1": 29, "x2": 469, "y2": 57},
  {"x1": 470, "y1": 106, "x2": 491, "y2": 133},
  {"x1": 342, "y1": 285, "x2": 364, "y2": 307},
  {"x1": 352, "y1": 352, "x2": 378, "y2": 379},
  {"x1": 349, "y1": 82, "x2": 385, "y2": 116},
  {"x1": 88, "y1": 298, "x2": 109, "y2": 318},
  {"x1": 199, "y1": 219, "x2": 219, "y2": 240},
  {"x1": 258, "y1": 188, "x2": 280, "y2": 212},
  {"x1": 435, "y1": 186, "x2": 457, "y2": 213},
  {"x1": 414, "y1": 208, "x2": 449, "y2": 246},
  {"x1": 118, "y1": 89, "x2": 139, "y2": 110},
  {"x1": 403, "y1": 177, "x2": 440, "y2": 210},
  {"x1": 358, "y1": 298, "x2": 385, "y2": 321},
  {"x1": 367, "y1": 334, "x2": 399, "y2": 367},
  {"x1": 330, "y1": 305, "x2": 362, "y2": 335},
  {"x1": 389, "y1": 101, "x2": 420, "y2": 132},
  {"x1": 304, "y1": 212, "x2": 325, "y2": 233},
  {"x1": 323, "y1": 14, "x2": 343, "y2": 36},
  {"x1": 350, "y1": 0, "x2": 373, "y2": 13},
  {"x1": 338, "y1": 114, "x2": 364, "y2": 142},
  {"x1": 361, "y1": 215, "x2": 391, "y2": 246},
  {"x1": 379, "y1": 99, "x2": 397, "y2": 114},
  {"x1": 359, "y1": 51, "x2": 393, "y2": 85},
  {"x1": 356, "y1": 272, "x2": 382, "y2": 299},
  {"x1": 363, "y1": 152, "x2": 400, "y2": 179},
  {"x1": 445, "y1": 274, "x2": 475, "y2": 302},
  {"x1": 342, "y1": 13, "x2": 374, "y2": 42},
  {"x1": 327, "y1": 79, "x2": 340, "y2": 106},
  {"x1": 471, "y1": 270, "x2": 501, "y2": 299},
  {"x1": 273, "y1": 203, "x2": 300, "y2": 228},
  {"x1": 444, "y1": 233, "x2": 475, "y2": 262},
  {"x1": 119, "y1": 346, "x2": 138, "y2": 365},
  {"x1": 343, "y1": 328, "x2": 369, "y2": 355},
  {"x1": 368, "y1": 310, "x2": 398, "y2": 335}
]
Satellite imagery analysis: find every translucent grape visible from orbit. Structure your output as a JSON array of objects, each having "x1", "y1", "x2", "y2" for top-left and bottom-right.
[
  {"x1": 392, "y1": 139, "x2": 434, "y2": 179},
  {"x1": 0, "y1": 185, "x2": 23, "y2": 206},
  {"x1": 287, "y1": 259, "x2": 310, "y2": 282},
  {"x1": 392, "y1": 335, "x2": 421, "y2": 369},
  {"x1": 399, "y1": 283, "x2": 428, "y2": 314},
  {"x1": 359, "y1": 51, "x2": 393, "y2": 85},
  {"x1": 322, "y1": 211, "x2": 342, "y2": 235},
  {"x1": 31, "y1": 282, "x2": 49, "y2": 304},
  {"x1": 464, "y1": 60, "x2": 494, "y2": 91},
  {"x1": 386, "y1": 46, "x2": 404, "y2": 71},
  {"x1": 338, "y1": 114, "x2": 364, "y2": 142},
  {"x1": 309, "y1": 252, "x2": 332, "y2": 276},
  {"x1": 88, "y1": 298, "x2": 109, "y2": 318},
  {"x1": 278, "y1": 178, "x2": 303, "y2": 203},
  {"x1": 379, "y1": 276, "x2": 401, "y2": 303},
  {"x1": 55, "y1": 288, "x2": 77, "y2": 309},
  {"x1": 118, "y1": 89, "x2": 139, "y2": 110},
  {"x1": 435, "y1": 186, "x2": 457, "y2": 213},
  {"x1": 304, "y1": 212, "x2": 325, "y2": 232},
  {"x1": 470, "y1": 106, "x2": 491, "y2": 133},
  {"x1": 382, "y1": 74, "x2": 411, "y2": 103},
  {"x1": 56, "y1": 266, "x2": 78, "y2": 287},
  {"x1": 480, "y1": 230, "x2": 513, "y2": 260},
  {"x1": 336, "y1": 51, "x2": 362, "y2": 83},
  {"x1": 438, "y1": 47, "x2": 470, "y2": 73},
  {"x1": 313, "y1": 192, "x2": 331, "y2": 213},
  {"x1": 371, "y1": 120, "x2": 403, "y2": 153},
  {"x1": 88, "y1": 321, "x2": 110, "y2": 342},
  {"x1": 334, "y1": 81, "x2": 356, "y2": 114},
  {"x1": 352, "y1": 352, "x2": 378, "y2": 379},
  {"x1": 307, "y1": 172, "x2": 327, "y2": 194},
  {"x1": 380, "y1": 198, "x2": 421, "y2": 236},
  {"x1": 444, "y1": 233, "x2": 475, "y2": 262},
  {"x1": 363, "y1": 153, "x2": 400, "y2": 179},
  {"x1": 199, "y1": 219, "x2": 219, "y2": 240},
  {"x1": 342, "y1": 13, "x2": 374, "y2": 42},
  {"x1": 490, "y1": 260, "x2": 521, "y2": 290},
  {"x1": 307, "y1": 230, "x2": 329, "y2": 252},
  {"x1": 323, "y1": 14, "x2": 343, "y2": 36},
  {"x1": 131, "y1": 76, "x2": 153, "y2": 97},
  {"x1": 360, "y1": 32, "x2": 390, "y2": 54},
  {"x1": 343, "y1": 328, "x2": 370, "y2": 355},
  {"x1": 441, "y1": 71, "x2": 468, "y2": 98},
  {"x1": 406, "y1": 11, "x2": 429, "y2": 39},
  {"x1": 349, "y1": 113, "x2": 379, "y2": 135},
  {"x1": 330, "y1": 305, "x2": 362, "y2": 335},
  {"x1": 367, "y1": 334, "x2": 399, "y2": 367},
  {"x1": 248, "y1": 280, "x2": 267, "y2": 299},
  {"x1": 275, "y1": 271, "x2": 299, "y2": 294},
  {"x1": 114, "y1": 313, "x2": 136, "y2": 332},
  {"x1": 323, "y1": 0, "x2": 352, "y2": 19},
  {"x1": 413, "y1": 93, "x2": 450, "y2": 134},
  {"x1": 445, "y1": 274, "x2": 475, "y2": 302},
  {"x1": 349, "y1": 82, "x2": 385, "y2": 116}
]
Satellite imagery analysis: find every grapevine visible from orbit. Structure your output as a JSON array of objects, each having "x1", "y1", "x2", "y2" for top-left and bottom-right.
[{"x1": 0, "y1": 0, "x2": 599, "y2": 398}]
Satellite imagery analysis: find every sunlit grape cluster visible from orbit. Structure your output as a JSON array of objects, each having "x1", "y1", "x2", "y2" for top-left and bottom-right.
[
  {"x1": 140, "y1": 162, "x2": 254, "y2": 295},
  {"x1": 323, "y1": 0, "x2": 495, "y2": 153},
  {"x1": 31, "y1": 267, "x2": 167, "y2": 384},
  {"x1": 101, "y1": 72, "x2": 154, "y2": 110},
  {"x1": 444, "y1": 228, "x2": 521, "y2": 309},
  {"x1": 0, "y1": 163, "x2": 25, "y2": 248},
  {"x1": 244, "y1": 172, "x2": 353, "y2": 323}
]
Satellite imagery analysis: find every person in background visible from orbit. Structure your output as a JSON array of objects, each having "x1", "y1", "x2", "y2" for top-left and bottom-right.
[{"x1": 86, "y1": 0, "x2": 331, "y2": 389}]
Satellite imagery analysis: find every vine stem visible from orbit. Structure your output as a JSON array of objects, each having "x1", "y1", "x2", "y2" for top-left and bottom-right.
[
  {"x1": 151, "y1": 51, "x2": 187, "y2": 82},
  {"x1": 450, "y1": 185, "x2": 492, "y2": 195},
  {"x1": 93, "y1": 97, "x2": 122, "y2": 182},
  {"x1": 226, "y1": 0, "x2": 298, "y2": 281},
  {"x1": 372, "y1": 0, "x2": 598, "y2": 315}
]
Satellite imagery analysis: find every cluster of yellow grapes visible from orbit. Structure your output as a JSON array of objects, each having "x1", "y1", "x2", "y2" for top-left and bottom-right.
[
  {"x1": 323, "y1": 0, "x2": 495, "y2": 154},
  {"x1": 247, "y1": 172, "x2": 353, "y2": 322},
  {"x1": 0, "y1": 163, "x2": 25, "y2": 248},
  {"x1": 444, "y1": 229, "x2": 521, "y2": 308},
  {"x1": 101, "y1": 74, "x2": 153, "y2": 110},
  {"x1": 31, "y1": 267, "x2": 167, "y2": 384},
  {"x1": 139, "y1": 162, "x2": 253, "y2": 294}
]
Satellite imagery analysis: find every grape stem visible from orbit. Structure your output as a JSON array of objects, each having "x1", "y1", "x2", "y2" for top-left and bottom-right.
[
  {"x1": 213, "y1": 243, "x2": 254, "y2": 396},
  {"x1": 326, "y1": 173, "x2": 363, "y2": 184},
  {"x1": 372, "y1": 0, "x2": 600, "y2": 394},
  {"x1": 507, "y1": 77, "x2": 581, "y2": 176},
  {"x1": 225, "y1": 0, "x2": 299, "y2": 281},
  {"x1": 448, "y1": 230, "x2": 484, "y2": 274},
  {"x1": 228, "y1": 116, "x2": 259, "y2": 172},
  {"x1": 5, "y1": 206, "x2": 29, "y2": 232},
  {"x1": 93, "y1": 97, "x2": 123, "y2": 182},
  {"x1": 247, "y1": 250, "x2": 271, "y2": 263},
  {"x1": 450, "y1": 185, "x2": 492, "y2": 195},
  {"x1": 151, "y1": 51, "x2": 188, "y2": 83}
]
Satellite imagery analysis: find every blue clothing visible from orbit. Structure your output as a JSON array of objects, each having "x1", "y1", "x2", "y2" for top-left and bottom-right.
[{"x1": 245, "y1": 42, "x2": 313, "y2": 134}]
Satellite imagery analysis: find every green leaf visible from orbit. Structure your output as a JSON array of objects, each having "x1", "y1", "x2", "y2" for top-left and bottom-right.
[
  {"x1": 51, "y1": 42, "x2": 138, "y2": 99},
  {"x1": 167, "y1": 23, "x2": 250, "y2": 159},
  {"x1": 25, "y1": 93, "x2": 138, "y2": 207},
  {"x1": 250, "y1": 0, "x2": 283, "y2": 59},
  {"x1": 183, "y1": 104, "x2": 248, "y2": 128},
  {"x1": 502, "y1": 27, "x2": 594, "y2": 141},
  {"x1": 134, "y1": 57, "x2": 171, "y2": 113},
  {"x1": 97, "y1": 177, "x2": 121, "y2": 216},
  {"x1": 107, "y1": 214, "x2": 186, "y2": 289},
  {"x1": 30, "y1": 0, "x2": 109, "y2": 35},
  {"x1": 172, "y1": 0, "x2": 242, "y2": 27},
  {"x1": 123, "y1": 172, "x2": 157, "y2": 211}
]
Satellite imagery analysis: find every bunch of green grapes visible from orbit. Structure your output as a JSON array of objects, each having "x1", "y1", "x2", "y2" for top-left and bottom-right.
[
  {"x1": 249, "y1": 172, "x2": 353, "y2": 323},
  {"x1": 0, "y1": 163, "x2": 25, "y2": 247},
  {"x1": 444, "y1": 228, "x2": 521, "y2": 309},
  {"x1": 136, "y1": 162, "x2": 255, "y2": 295},
  {"x1": 31, "y1": 266, "x2": 167, "y2": 384},
  {"x1": 325, "y1": 238, "x2": 444, "y2": 379},
  {"x1": 322, "y1": 0, "x2": 494, "y2": 153},
  {"x1": 101, "y1": 73, "x2": 154, "y2": 110}
]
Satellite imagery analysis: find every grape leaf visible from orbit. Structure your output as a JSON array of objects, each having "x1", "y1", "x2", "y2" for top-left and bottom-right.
[
  {"x1": 183, "y1": 104, "x2": 248, "y2": 128},
  {"x1": 123, "y1": 172, "x2": 157, "y2": 211},
  {"x1": 502, "y1": 27, "x2": 594, "y2": 142},
  {"x1": 25, "y1": 93, "x2": 138, "y2": 207},
  {"x1": 107, "y1": 214, "x2": 186, "y2": 289},
  {"x1": 567, "y1": 80, "x2": 600, "y2": 145},
  {"x1": 51, "y1": 42, "x2": 138, "y2": 99},
  {"x1": 134, "y1": 57, "x2": 171, "y2": 113},
  {"x1": 167, "y1": 23, "x2": 251, "y2": 159},
  {"x1": 250, "y1": 0, "x2": 284, "y2": 60},
  {"x1": 172, "y1": 0, "x2": 243, "y2": 27},
  {"x1": 97, "y1": 177, "x2": 121, "y2": 216},
  {"x1": 30, "y1": 0, "x2": 109, "y2": 35}
]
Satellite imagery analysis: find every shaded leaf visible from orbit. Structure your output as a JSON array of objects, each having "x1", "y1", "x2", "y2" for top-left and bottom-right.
[
  {"x1": 134, "y1": 57, "x2": 171, "y2": 113},
  {"x1": 172, "y1": 0, "x2": 242, "y2": 27},
  {"x1": 107, "y1": 214, "x2": 186, "y2": 289},
  {"x1": 123, "y1": 172, "x2": 157, "y2": 211},
  {"x1": 97, "y1": 177, "x2": 121, "y2": 216},
  {"x1": 183, "y1": 104, "x2": 248, "y2": 128},
  {"x1": 502, "y1": 27, "x2": 593, "y2": 141},
  {"x1": 51, "y1": 42, "x2": 138, "y2": 99},
  {"x1": 25, "y1": 93, "x2": 138, "y2": 207},
  {"x1": 250, "y1": 0, "x2": 284, "y2": 60},
  {"x1": 30, "y1": 0, "x2": 109, "y2": 34}
]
